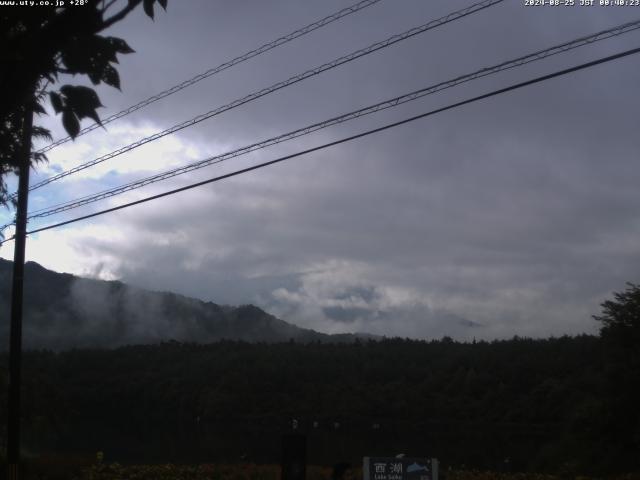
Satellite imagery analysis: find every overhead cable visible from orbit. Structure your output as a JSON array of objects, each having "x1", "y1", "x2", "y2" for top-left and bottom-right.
[
  {"x1": 26, "y1": 19, "x2": 640, "y2": 220},
  {"x1": 16, "y1": 45, "x2": 640, "y2": 240},
  {"x1": 35, "y1": 0, "x2": 386, "y2": 154},
  {"x1": 24, "y1": 0, "x2": 504, "y2": 193}
]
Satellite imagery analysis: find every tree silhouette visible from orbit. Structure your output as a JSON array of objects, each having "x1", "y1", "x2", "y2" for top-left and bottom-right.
[
  {"x1": 593, "y1": 283, "x2": 640, "y2": 471},
  {"x1": 0, "y1": 0, "x2": 168, "y2": 208},
  {"x1": 594, "y1": 282, "x2": 640, "y2": 338}
]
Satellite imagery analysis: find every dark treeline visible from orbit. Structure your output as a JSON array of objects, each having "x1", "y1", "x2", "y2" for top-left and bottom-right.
[{"x1": 1, "y1": 335, "x2": 636, "y2": 474}]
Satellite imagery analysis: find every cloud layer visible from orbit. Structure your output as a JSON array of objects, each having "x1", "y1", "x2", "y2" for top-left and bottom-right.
[{"x1": 3, "y1": 0, "x2": 640, "y2": 340}]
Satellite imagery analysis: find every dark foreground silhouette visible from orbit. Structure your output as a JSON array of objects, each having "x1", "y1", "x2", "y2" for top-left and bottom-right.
[{"x1": 0, "y1": 334, "x2": 637, "y2": 475}]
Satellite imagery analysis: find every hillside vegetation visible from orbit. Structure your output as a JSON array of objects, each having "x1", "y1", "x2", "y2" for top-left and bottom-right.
[{"x1": 1, "y1": 335, "x2": 635, "y2": 474}]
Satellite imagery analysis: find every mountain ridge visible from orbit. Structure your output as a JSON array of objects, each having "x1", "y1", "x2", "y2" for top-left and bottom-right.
[{"x1": 0, "y1": 258, "x2": 373, "y2": 350}]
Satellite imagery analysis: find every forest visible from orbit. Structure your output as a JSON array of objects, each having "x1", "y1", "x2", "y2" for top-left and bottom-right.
[{"x1": 0, "y1": 333, "x2": 638, "y2": 476}]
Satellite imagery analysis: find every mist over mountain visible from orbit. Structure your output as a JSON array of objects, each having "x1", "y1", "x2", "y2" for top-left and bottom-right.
[{"x1": 0, "y1": 259, "x2": 370, "y2": 350}]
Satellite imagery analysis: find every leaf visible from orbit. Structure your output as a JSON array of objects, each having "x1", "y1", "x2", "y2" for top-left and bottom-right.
[
  {"x1": 107, "y1": 37, "x2": 135, "y2": 54},
  {"x1": 31, "y1": 151, "x2": 48, "y2": 164},
  {"x1": 61, "y1": 35, "x2": 118, "y2": 74},
  {"x1": 83, "y1": 109, "x2": 102, "y2": 126},
  {"x1": 87, "y1": 70, "x2": 101, "y2": 85},
  {"x1": 60, "y1": 86, "x2": 104, "y2": 125},
  {"x1": 32, "y1": 126, "x2": 53, "y2": 141},
  {"x1": 101, "y1": 64, "x2": 121, "y2": 90},
  {"x1": 143, "y1": 0, "x2": 154, "y2": 19},
  {"x1": 157, "y1": 0, "x2": 167, "y2": 10},
  {"x1": 71, "y1": 104, "x2": 102, "y2": 125},
  {"x1": 32, "y1": 102, "x2": 46, "y2": 115},
  {"x1": 60, "y1": 85, "x2": 103, "y2": 111},
  {"x1": 60, "y1": 39, "x2": 93, "y2": 73},
  {"x1": 62, "y1": 110, "x2": 80, "y2": 139},
  {"x1": 44, "y1": 72, "x2": 58, "y2": 83},
  {"x1": 49, "y1": 92, "x2": 64, "y2": 114}
]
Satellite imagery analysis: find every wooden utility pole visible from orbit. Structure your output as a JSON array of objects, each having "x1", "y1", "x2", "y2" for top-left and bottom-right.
[{"x1": 7, "y1": 100, "x2": 34, "y2": 480}]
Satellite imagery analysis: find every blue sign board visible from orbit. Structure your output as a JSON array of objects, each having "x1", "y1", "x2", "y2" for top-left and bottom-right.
[{"x1": 363, "y1": 457, "x2": 438, "y2": 480}]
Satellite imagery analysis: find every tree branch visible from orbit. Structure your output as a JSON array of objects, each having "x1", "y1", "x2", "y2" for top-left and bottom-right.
[
  {"x1": 101, "y1": 1, "x2": 140, "y2": 30},
  {"x1": 35, "y1": 79, "x2": 51, "y2": 97},
  {"x1": 101, "y1": 0, "x2": 120, "y2": 15}
]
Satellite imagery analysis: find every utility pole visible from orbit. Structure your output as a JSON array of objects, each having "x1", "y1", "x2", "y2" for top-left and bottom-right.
[{"x1": 7, "y1": 98, "x2": 34, "y2": 480}]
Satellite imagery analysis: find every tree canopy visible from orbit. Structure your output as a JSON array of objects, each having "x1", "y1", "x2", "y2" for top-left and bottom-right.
[
  {"x1": 0, "y1": 0, "x2": 168, "y2": 208},
  {"x1": 0, "y1": 335, "x2": 610, "y2": 473},
  {"x1": 593, "y1": 282, "x2": 640, "y2": 471},
  {"x1": 593, "y1": 282, "x2": 640, "y2": 338}
]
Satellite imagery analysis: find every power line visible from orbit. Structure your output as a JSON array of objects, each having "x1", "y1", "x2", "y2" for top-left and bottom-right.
[
  {"x1": 17, "y1": 45, "x2": 640, "y2": 240},
  {"x1": 25, "y1": 18, "x2": 640, "y2": 220},
  {"x1": 35, "y1": 0, "x2": 385, "y2": 154},
  {"x1": 24, "y1": 0, "x2": 503, "y2": 193}
]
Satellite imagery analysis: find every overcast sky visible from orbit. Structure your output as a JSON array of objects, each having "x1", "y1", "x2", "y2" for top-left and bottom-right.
[{"x1": 2, "y1": 0, "x2": 640, "y2": 340}]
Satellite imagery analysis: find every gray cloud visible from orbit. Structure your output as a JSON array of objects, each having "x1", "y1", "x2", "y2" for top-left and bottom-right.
[{"x1": 10, "y1": 0, "x2": 640, "y2": 340}]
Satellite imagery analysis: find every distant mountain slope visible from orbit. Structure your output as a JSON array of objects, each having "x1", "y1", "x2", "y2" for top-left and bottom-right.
[{"x1": 0, "y1": 259, "x2": 366, "y2": 350}]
